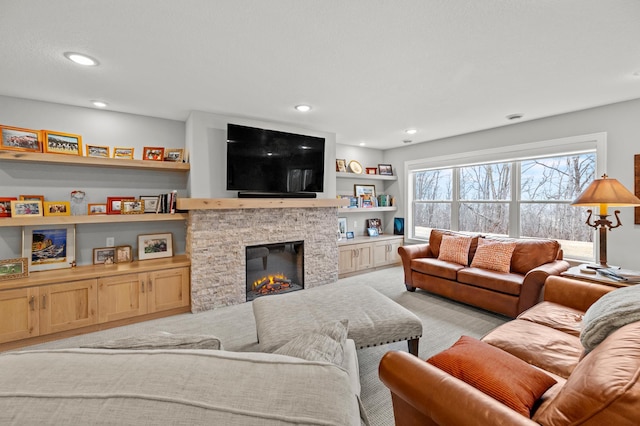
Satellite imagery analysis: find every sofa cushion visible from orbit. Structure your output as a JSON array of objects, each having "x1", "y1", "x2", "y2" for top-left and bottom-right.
[
  {"x1": 274, "y1": 319, "x2": 348, "y2": 366},
  {"x1": 411, "y1": 258, "x2": 465, "y2": 281},
  {"x1": 81, "y1": 332, "x2": 223, "y2": 350},
  {"x1": 438, "y1": 234, "x2": 473, "y2": 265},
  {"x1": 457, "y1": 267, "x2": 524, "y2": 296},
  {"x1": 482, "y1": 319, "x2": 583, "y2": 379},
  {"x1": 470, "y1": 238, "x2": 517, "y2": 273},
  {"x1": 427, "y1": 335, "x2": 557, "y2": 418},
  {"x1": 510, "y1": 238, "x2": 560, "y2": 275},
  {"x1": 533, "y1": 321, "x2": 640, "y2": 425},
  {"x1": 517, "y1": 301, "x2": 584, "y2": 337},
  {"x1": 429, "y1": 229, "x2": 480, "y2": 265}
]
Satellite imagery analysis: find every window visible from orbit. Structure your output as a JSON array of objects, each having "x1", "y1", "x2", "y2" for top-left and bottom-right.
[{"x1": 407, "y1": 133, "x2": 604, "y2": 261}]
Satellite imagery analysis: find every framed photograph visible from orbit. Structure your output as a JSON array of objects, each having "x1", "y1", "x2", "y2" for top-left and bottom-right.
[
  {"x1": 10, "y1": 200, "x2": 43, "y2": 217},
  {"x1": 346, "y1": 231, "x2": 355, "y2": 239},
  {"x1": 367, "y1": 227, "x2": 380, "y2": 237},
  {"x1": 0, "y1": 125, "x2": 41, "y2": 152},
  {"x1": 22, "y1": 224, "x2": 75, "y2": 272},
  {"x1": 113, "y1": 147, "x2": 134, "y2": 159},
  {"x1": 42, "y1": 130, "x2": 82, "y2": 156},
  {"x1": 115, "y1": 245, "x2": 133, "y2": 263},
  {"x1": 366, "y1": 167, "x2": 377, "y2": 175},
  {"x1": 106, "y1": 196, "x2": 135, "y2": 215},
  {"x1": 88, "y1": 203, "x2": 108, "y2": 215},
  {"x1": 121, "y1": 200, "x2": 144, "y2": 214},
  {"x1": 0, "y1": 197, "x2": 17, "y2": 218},
  {"x1": 43, "y1": 201, "x2": 71, "y2": 216},
  {"x1": 85, "y1": 144, "x2": 110, "y2": 158},
  {"x1": 336, "y1": 159, "x2": 347, "y2": 173},
  {"x1": 378, "y1": 164, "x2": 393, "y2": 176},
  {"x1": 354, "y1": 184, "x2": 376, "y2": 198},
  {"x1": 138, "y1": 232, "x2": 174, "y2": 260},
  {"x1": 0, "y1": 257, "x2": 28, "y2": 281},
  {"x1": 93, "y1": 247, "x2": 116, "y2": 265},
  {"x1": 142, "y1": 146, "x2": 165, "y2": 161},
  {"x1": 338, "y1": 217, "x2": 347, "y2": 238},
  {"x1": 367, "y1": 218, "x2": 383, "y2": 234},
  {"x1": 140, "y1": 195, "x2": 160, "y2": 213},
  {"x1": 164, "y1": 148, "x2": 184, "y2": 162},
  {"x1": 19, "y1": 195, "x2": 44, "y2": 202},
  {"x1": 348, "y1": 160, "x2": 363, "y2": 174}
]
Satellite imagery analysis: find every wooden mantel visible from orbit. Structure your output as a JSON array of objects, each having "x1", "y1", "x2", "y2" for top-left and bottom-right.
[{"x1": 177, "y1": 198, "x2": 349, "y2": 210}]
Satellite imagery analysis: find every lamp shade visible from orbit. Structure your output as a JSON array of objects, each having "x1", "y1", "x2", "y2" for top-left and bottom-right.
[{"x1": 571, "y1": 174, "x2": 640, "y2": 207}]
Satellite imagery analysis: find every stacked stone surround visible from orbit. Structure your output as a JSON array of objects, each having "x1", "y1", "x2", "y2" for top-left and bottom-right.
[{"x1": 187, "y1": 207, "x2": 339, "y2": 312}]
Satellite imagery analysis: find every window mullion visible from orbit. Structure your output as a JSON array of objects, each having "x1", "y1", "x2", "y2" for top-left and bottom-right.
[
  {"x1": 451, "y1": 167, "x2": 460, "y2": 231},
  {"x1": 510, "y1": 161, "x2": 520, "y2": 237}
]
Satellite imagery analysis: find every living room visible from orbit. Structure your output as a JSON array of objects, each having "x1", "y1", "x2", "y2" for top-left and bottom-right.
[{"x1": 1, "y1": 1, "x2": 640, "y2": 425}]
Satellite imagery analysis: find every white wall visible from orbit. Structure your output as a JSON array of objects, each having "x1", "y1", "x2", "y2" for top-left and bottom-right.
[{"x1": 383, "y1": 98, "x2": 640, "y2": 269}]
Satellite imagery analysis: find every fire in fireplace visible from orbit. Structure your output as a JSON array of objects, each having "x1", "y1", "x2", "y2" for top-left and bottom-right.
[{"x1": 246, "y1": 241, "x2": 304, "y2": 301}]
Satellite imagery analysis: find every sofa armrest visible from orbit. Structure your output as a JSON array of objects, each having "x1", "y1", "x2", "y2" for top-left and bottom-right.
[
  {"x1": 398, "y1": 244, "x2": 433, "y2": 288},
  {"x1": 543, "y1": 275, "x2": 614, "y2": 312},
  {"x1": 517, "y1": 260, "x2": 570, "y2": 314},
  {"x1": 379, "y1": 351, "x2": 538, "y2": 426}
]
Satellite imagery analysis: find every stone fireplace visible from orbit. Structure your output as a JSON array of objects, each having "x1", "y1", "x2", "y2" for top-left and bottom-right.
[
  {"x1": 181, "y1": 199, "x2": 343, "y2": 312},
  {"x1": 246, "y1": 240, "x2": 304, "y2": 301}
]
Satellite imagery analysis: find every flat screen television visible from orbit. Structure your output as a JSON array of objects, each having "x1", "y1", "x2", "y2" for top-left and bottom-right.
[{"x1": 226, "y1": 123, "x2": 325, "y2": 196}]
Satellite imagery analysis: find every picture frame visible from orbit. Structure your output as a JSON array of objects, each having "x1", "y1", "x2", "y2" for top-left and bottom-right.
[
  {"x1": 366, "y1": 167, "x2": 377, "y2": 175},
  {"x1": 22, "y1": 224, "x2": 75, "y2": 272},
  {"x1": 348, "y1": 160, "x2": 363, "y2": 174},
  {"x1": 367, "y1": 218, "x2": 383, "y2": 234},
  {"x1": 113, "y1": 147, "x2": 134, "y2": 159},
  {"x1": 354, "y1": 184, "x2": 376, "y2": 198},
  {"x1": 10, "y1": 200, "x2": 43, "y2": 217},
  {"x1": 367, "y1": 227, "x2": 380, "y2": 237},
  {"x1": 336, "y1": 159, "x2": 347, "y2": 173},
  {"x1": 163, "y1": 148, "x2": 184, "y2": 162},
  {"x1": 93, "y1": 247, "x2": 116, "y2": 265},
  {"x1": 106, "y1": 196, "x2": 135, "y2": 215},
  {"x1": 0, "y1": 125, "x2": 41, "y2": 152},
  {"x1": 121, "y1": 199, "x2": 144, "y2": 214},
  {"x1": 142, "y1": 146, "x2": 165, "y2": 161},
  {"x1": 85, "y1": 144, "x2": 110, "y2": 158},
  {"x1": 346, "y1": 231, "x2": 355, "y2": 239},
  {"x1": 338, "y1": 217, "x2": 347, "y2": 238},
  {"x1": 88, "y1": 203, "x2": 108, "y2": 215},
  {"x1": 42, "y1": 130, "x2": 82, "y2": 156},
  {"x1": 140, "y1": 195, "x2": 160, "y2": 213},
  {"x1": 19, "y1": 195, "x2": 44, "y2": 202},
  {"x1": 0, "y1": 257, "x2": 28, "y2": 281},
  {"x1": 138, "y1": 232, "x2": 174, "y2": 260},
  {"x1": 43, "y1": 201, "x2": 71, "y2": 216},
  {"x1": 115, "y1": 245, "x2": 133, "y2": 263},
  {"x1": 0, "y1": 197, "x2": 17, "y2": 218},
  {"x1": 378, "y1": 164, "x2": 393, "y2": 176}
]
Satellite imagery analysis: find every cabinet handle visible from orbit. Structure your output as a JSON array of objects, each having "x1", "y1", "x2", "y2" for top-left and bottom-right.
[
  {"x1": 141, "y1": 281, "x2": 145, "y2": 293},
  {"x1": 42, "y1": 294, "x2": 46, "y2": 309},
  {"x1": 29, "y1": 296, "x2": 35, "y2": 311},
  {"x1": 148, "y1": 280, "x2": 153, "y2": 292}
]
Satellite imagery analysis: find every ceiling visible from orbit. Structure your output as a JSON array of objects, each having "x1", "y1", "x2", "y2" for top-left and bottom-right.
[{"x1": 1, "y1": 1, "x2": 640, "y2": 150}]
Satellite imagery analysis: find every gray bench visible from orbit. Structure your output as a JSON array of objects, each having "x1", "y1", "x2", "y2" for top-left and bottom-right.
[{"x1": 252, "y1": 283, "x2": 423, "y2": 356}]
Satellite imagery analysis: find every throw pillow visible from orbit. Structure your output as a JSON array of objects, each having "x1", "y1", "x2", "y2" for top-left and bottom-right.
[
  {"x1": 581, "y1": 284, "x2": 640, "y2": 353},
  {"x1": 427, "y1": 335, "x2": 557, "y2": 418},
  {"x1": 470, "y1": 238, "x2": 517, "y2": 273},
  {"x1": 438, "y1": 234, "x2": 473, "y2": 266},
  {"x1": 81, "y1": 332, "x2": 223, "y2": 350},
  {"x1": 274, "y1": 319, "x2": 348, "y2": 366}
]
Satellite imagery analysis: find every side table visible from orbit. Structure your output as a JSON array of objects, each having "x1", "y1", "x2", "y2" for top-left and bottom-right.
[{"x1": 561, "y1": 265, "x2": 632, "y2": 288}]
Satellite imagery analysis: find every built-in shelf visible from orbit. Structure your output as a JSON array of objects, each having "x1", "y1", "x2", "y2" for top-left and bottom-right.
[
  {"x1": 336, "y1": 172, "x2": 397, "y2": 181},
  {"x1": 177, "y1": 198, "x2": 349, "y2": 210},
  {"x1": 338, "y1": 207, "x2": 397, "y2": 214},
  {"x1": 0, "y1": 213, "x2": 188, "y2": 227},
  {"x1": 0, "y1": 149, "x2": 190, "y2": 172}
]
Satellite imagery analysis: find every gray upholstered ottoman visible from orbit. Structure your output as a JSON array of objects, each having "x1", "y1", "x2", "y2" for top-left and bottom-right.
[{"x1": 252, "y1": 283, "x2": 423, "y2": 355}]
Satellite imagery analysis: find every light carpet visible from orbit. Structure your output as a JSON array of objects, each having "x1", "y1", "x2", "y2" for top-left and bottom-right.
[{"x1": 20, "y1": 266, "x2": 508, "y2": 426}]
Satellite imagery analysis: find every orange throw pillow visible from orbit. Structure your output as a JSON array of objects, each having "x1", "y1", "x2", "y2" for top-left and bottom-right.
[
  {"x1": 427, "y1": 336, "x2": 557, "y2": 417},
  {"x1": 438, "y1": 234, "x2": 472, "y2": 266},
  {"x1": 470, "y1": 238, "x2": 516, "y2": 273}
]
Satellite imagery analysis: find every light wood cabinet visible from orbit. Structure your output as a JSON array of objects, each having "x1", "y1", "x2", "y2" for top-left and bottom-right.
[
  {"x1": 338, "y1": 235, "x2": 403, "y2": 278},
  {"x1": 338, "y1": 243, "x2": 373, "y2": 275},
  {"x1": 373, "y1": 238, "x2": 403, "y2": 267},
  {"x1": 0, "y1": 287, "x2": 39, "y2": 344},
  {"x1": 39, "y1": 279, "x2": 98, "y2": 335}
]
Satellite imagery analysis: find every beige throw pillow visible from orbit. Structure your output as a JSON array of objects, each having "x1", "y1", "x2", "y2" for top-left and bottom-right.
[{"x1": 470, "y1": 238, "x2": 517, "y2": 273}]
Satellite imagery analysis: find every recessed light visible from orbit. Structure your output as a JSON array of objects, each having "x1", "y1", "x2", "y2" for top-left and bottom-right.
[
  {"x1": 506, "y1": 113, "x2": 524, "y2": 121},
  {"x1": 403, "y1": 139, "x2": 413, "y2": 144},
  {"x1": 91, "y1": 100, "x2": 108, "y2": 108},
  {"x1": 405, "y1": 129, "x2": 417, "y2": 135},
  {"x1": 64, "y1": 52, "x2": 99, "y2": 66},
  {"x1": 295, "y1": 104, "x2": 312, "y2": 112},
  {"x1": 359, "y1": 142, "x2": 366, "y2": 146}
]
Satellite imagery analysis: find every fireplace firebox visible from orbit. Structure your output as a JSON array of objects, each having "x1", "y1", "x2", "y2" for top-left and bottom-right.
[{"x1": 246, "y1": 241, "x2": 304, "y2": 301}]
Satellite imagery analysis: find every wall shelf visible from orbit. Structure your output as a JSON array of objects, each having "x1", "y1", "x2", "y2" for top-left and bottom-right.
[
  {"x1": 336, "y1": 172, "x2": 397, "y2": 181},
  {"x1": 338, "y1": 207, "x2": 397, "y2": 214},
  {"x1": 0, "y1": 213, "x2": 187, "y2": 227}
]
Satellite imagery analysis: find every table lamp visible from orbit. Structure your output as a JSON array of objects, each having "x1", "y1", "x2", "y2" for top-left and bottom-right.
[{"x1": 571, "y1": 174, "x2": 640, "y2": 268}]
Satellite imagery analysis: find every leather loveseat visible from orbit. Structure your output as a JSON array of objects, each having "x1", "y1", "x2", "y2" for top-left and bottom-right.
[
  {"x1": 379, "y1": 276, "x2": 640, "y2": 425},
  {"x1": 398, "y1": 229, "x2": 570, "y2": 318}
]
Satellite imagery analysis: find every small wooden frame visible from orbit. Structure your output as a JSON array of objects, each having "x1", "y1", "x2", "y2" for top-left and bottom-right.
[
  {"x1": 88, "y1": 203, "x2": 108, "y2": 215},
  {"x1": 42, "y1": 130, "x2": 82, "y2": 156},
  {"x1": 115, "y1": 245, "x2": 133, "y2": 263},
  {"x1": 93, "y1": 247, "x2": 116, "y2": 265},
  {"x1": 113, "y1": 147, "x2": 134, "y2": 159},
  {"x1": 43, "y1": 201, "x2": 71, "y2": 216},
  {"x1": 366, "y1": 167, "x2": 377, "y2": 175},
  {"x1": 140, "y1": 195, "x2": 160, "y2": 213},
  {"x1": 138, "y1": 232, "x2": 173, "y2": 260},
  {"x1": 336, "y1": 159, "x2": 347, "y2": 172},
  {"x1": 10, "y1": 200, "x2": 43, "y2": 217},
  {"x1": 106, "y1": 197, "x2": 135, "y2": 215},
  {"x1": 142, "y1": 146, "x2": 165, "y2": 161},
  {"x1": 0, "y1": 125, "x2": 41, "y2": 152},
  {"x1": 85, "y1": 144, "x2": 110, "y2": 158},
  {"x1": 163, "y1": 148, "x2": 184, "y2": 162},
  {"x1": 354, "y1": 184, "x2": 376, "y2": 198},
  {"x1": 0, "y1": 197, "x2": 17, "y2": 218},
  {"x1": 19, "y1": 195, "x2": 44, "y2": 202},
  {"x1": 0, "y1": 257, "x2": 28, "y2": 281},
  {"x1": 378, "y1": 164, "x2": 393, "y2": 176},
  {"x1": 121, "y1": 200, "x2": 144, "y2": 214}
]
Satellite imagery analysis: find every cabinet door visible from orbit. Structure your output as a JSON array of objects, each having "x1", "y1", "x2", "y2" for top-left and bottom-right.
[
  {"x1": 0, "y1": 287, "x2": 39, "y2": 343},
  {"x1": 338, "y1": 246, "x2": 357, "y2": 275},
  {"x1": 387, "y1": 239, "x2": 402, "y2": 265},
  {"x1": 147, "y1": 267, "x2": 190, "y2": 313},
  {"x1": 98, "y1": 273, "x2": 147, "y2": 323},
  {"x1": 356, "y1": 245, "x2": 373, "y2": 270},
  {"x1": 40, "y1": 279, "x2": 98, "y2": 335},
  {"x1": 373, "y1": 242, "x2": 389, "y2": 266}
]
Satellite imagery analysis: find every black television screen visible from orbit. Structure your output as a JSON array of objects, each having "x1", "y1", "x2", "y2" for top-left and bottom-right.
[{"x1": 226, "y1": 124, "x2": 325, "y2": 194}]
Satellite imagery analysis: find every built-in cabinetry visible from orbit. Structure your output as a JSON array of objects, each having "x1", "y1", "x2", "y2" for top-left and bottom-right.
[
  {"x1": 336, "y1": 171, "x2": 398, "y2": 214},
  {"x1": 338, "y1": 235, "x2": 403, "y2": 277}
]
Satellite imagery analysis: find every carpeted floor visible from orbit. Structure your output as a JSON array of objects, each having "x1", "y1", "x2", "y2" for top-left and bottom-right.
[{"x1": 21, "y1": 266, "x2": 508, "y2": 426}]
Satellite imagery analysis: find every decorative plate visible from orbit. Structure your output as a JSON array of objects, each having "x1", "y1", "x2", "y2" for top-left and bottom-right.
[{"x1": 348, "y1": 160, "x2": 363, "y2": 174}]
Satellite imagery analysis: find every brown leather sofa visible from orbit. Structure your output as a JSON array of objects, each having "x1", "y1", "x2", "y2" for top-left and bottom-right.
[
  {"x1": 398, "y1": 229, "x2": 570, "y2": 318},
  {"x1": 379, "y1": 276, "x2": 640, "y2": 425}
]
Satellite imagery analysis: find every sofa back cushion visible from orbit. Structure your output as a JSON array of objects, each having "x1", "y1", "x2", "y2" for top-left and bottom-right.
[
  {"x1": 510, "y1": 238, "x2": 560, "y2": 275},
  {"x1": 429, "y1": 229, "x2": 480, "y2": 265},
  {"x1": 532, "y1": 321, "x2": 640, "y2": 425}
]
